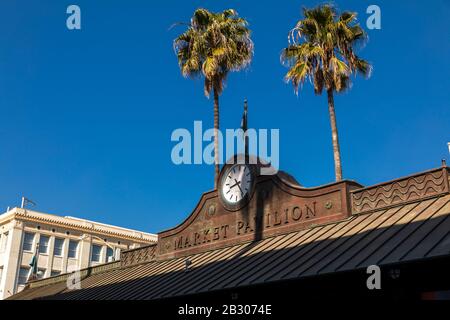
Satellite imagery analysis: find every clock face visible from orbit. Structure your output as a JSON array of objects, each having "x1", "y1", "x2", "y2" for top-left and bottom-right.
[{"x1": 221, "y1": 164, "x2": 253, "y2": 204}]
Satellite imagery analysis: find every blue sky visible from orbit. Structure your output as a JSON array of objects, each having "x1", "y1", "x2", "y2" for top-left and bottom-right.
[{"x1": 0, "y1": 0, "x2": 449, "y2": 233}]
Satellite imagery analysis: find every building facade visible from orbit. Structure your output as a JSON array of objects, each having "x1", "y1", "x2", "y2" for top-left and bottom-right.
[
  {"x1": 0, "y1": 207, "x2": 157, "y2": 299},
  {"x1": 8, "y1": 161, "x2": 450, "y2": 301}
]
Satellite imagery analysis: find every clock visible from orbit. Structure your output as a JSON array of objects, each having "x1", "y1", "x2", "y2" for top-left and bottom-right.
[{"x1": 219, "y1": 163, "x2": 256, "y2": 210}]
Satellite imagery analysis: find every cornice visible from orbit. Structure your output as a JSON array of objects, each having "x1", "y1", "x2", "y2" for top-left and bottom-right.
[{"x1": 1, "y1": 208, "x2": 157, "y2": 244}]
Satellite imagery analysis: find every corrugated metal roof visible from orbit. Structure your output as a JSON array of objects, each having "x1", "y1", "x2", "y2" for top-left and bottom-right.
[{"x1": 10, "y1": 192, "x2": 450, "y2": 300}]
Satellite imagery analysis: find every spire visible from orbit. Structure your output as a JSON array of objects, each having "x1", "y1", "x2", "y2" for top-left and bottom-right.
[{"x1": 241, "y1": 99, "x2": 249, "y2": 157}]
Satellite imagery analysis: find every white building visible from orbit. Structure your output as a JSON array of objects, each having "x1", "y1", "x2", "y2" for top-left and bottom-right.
[{"x1": 0, "y1": 207, "x2": 157, "y2": 299}]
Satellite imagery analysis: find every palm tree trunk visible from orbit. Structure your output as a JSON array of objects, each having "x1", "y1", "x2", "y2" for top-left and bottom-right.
[
  {"x1": 327, "y1": 88, "x2": 343, "y2": 181},
  {"x1": 213, "y1": 87, "x2": 220, "y2": 188}
]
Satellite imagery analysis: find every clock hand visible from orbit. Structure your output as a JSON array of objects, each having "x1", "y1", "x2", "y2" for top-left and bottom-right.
[
  {"x1": 234, "y1": 179, "x2": 244, "y2": 196},
  {"x1": 229, "y1": 180, "x2": 241, "y2": 190}
]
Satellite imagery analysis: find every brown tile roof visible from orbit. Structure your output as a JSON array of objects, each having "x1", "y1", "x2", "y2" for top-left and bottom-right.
[{"x1": 9, "y1": 167, "x2": 450, "y2": 300}]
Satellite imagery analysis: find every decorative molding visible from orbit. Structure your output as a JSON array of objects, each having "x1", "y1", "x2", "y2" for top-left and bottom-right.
[
  {"x1": 13, "y1": 220, "x2": 23, "y2": 228},
  {"x1": 352, "y1": 167, "x2": 449, "y2": 214},
  {"x1": 1, "y1": 209, "x2": 157, "y2": 244},
  {"x1": 120, "y1": 244, "x2": 157, "y2": 267}
]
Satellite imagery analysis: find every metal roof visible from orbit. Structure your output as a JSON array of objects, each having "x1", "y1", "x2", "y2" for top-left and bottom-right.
[{"x1": 10, "y1": 189, "x2": 450, "y2": 300}]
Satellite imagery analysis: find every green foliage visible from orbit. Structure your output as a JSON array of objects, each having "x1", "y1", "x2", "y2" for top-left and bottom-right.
[
  {"x1": 281, "y1": 4, "x2": 372, "y2": 95},
  {"x1": 174, "y1": 8, "x2": 254, "y2": 97}
]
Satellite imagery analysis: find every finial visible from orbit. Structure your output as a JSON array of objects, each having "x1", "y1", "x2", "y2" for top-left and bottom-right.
[
  {"x1": 244, "y1": 98, "x2": 248, "y2": 111},
  {"x1": 442, "y1": 159, "x2": 447, "y2": 167}
]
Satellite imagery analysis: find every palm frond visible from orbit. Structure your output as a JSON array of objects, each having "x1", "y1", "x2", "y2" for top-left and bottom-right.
[
  {"x1": 173, "y1": 8, "x2": 253, "y2": 97},
  {"x1": 281, "y1": 3, "x2": 371, "y2": 96}
]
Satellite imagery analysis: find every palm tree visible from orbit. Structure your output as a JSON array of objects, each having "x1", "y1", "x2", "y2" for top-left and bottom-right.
[
  {"x1": 174, "y1": 8, "x2": 254, "y2": 188},
  {"x1": 281, "y1": 4, "x2": 371, "y2": 181}
]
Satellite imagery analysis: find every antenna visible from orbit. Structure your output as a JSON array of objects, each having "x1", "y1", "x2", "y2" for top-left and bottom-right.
[{"x1": 21, "y1": 197, "x2": 36, "y2": 209}]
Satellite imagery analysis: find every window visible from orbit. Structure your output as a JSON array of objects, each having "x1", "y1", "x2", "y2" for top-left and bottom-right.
[
  {"x1": 38, "y1": 235, "x2": 49, "y2": 254},
  {"x1": 18, "y1": 267, "x2": 29, "y2": 285},
  {"x1": 22, "y1": 232, "x2": 34, "y2": 252},
  {"x1": 91, "y1": 245, "x2": 102, "y2": 262},
  {"x1": 106, "y1": 247, "x2": 114, "y2": 262},
  {"x1": 1, "y1": 232, "x2": 9, "y2": 252},
  {"x1": 50, "y1": 270, "x2": 61, "y2": 277},
  {"x1": 37, "y1": 268, "x2": 46, "y2": 279},
  {"x1": 53, "y1": 238, "x2": 64, "y2": 256},
  {"x1": 68, "y1": 240, "x2": 78, "y2": 259}
]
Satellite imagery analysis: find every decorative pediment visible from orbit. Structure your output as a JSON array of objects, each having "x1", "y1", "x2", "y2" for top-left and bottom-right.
[{"x1": 157, "y1": 169, "x2": 362, "y2": 259}]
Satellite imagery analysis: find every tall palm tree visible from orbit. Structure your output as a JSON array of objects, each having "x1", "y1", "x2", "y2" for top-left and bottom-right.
[
  {"x1": 281, "y1": 4, "x2": 371, "y2": 181},
  {"x1": 174, "y1": 8, "x2": 254, "y2": 188}
]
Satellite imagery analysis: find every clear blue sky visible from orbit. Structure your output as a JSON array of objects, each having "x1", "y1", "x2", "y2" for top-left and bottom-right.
[{"x1": 0, "y1": 0, "x2": 449, "y2": 233}]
